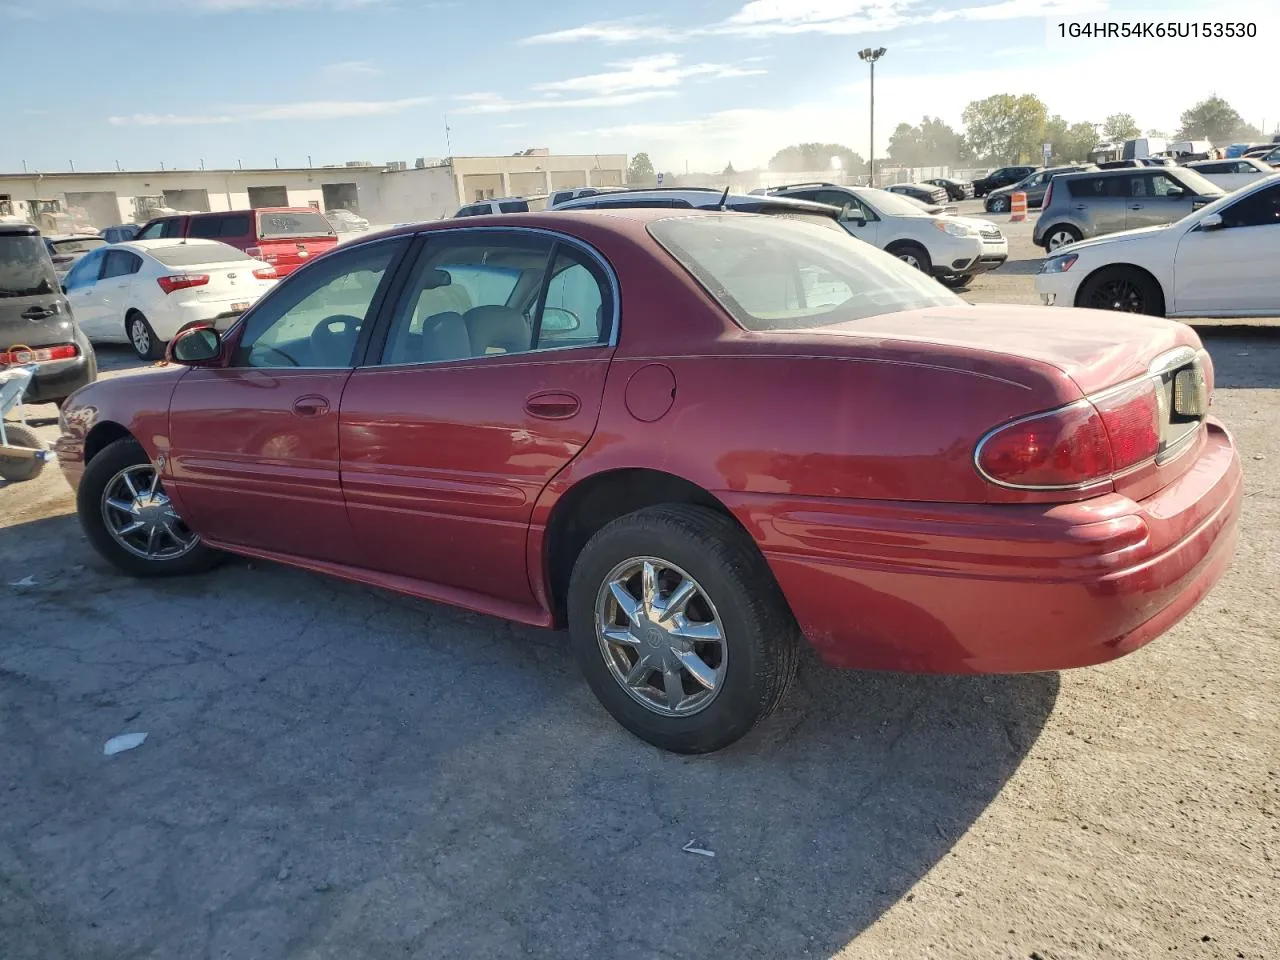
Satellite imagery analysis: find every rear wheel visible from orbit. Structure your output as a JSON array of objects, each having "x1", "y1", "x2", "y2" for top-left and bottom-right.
[
  {"x1": 567, "y1": 504, "x2": 800, "y2": 753},
  {"x1": 1076, "y1": 266, "x2": 1165, "y2": 316},
  {"x1": 0, "y1": 423, "x2": 45, "y2": 482},
  {"x1": 127, "y1": 312, "x2": 163, "y2": 361},
  {"x1": 888, "y1": 242, "x2": 933, "y2": 275},
  {"x1": 1043, "y1": 225, "x2": 1082, "y2": 251},
  {"x1": 988, "y1": 195, "x2": 1010, "y2": 213},
  {"x1": 77, "y1": 437, "x2": 218, "y2": 578}
]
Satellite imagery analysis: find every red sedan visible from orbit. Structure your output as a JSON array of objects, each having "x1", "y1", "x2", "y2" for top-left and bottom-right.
[{"x1": 54, "y1": 209, "x2": 1242, "y2": 753}]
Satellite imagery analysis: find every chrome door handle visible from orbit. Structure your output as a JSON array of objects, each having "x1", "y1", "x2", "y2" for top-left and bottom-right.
[{"x1": 292, "y1": 395, "x2": 330, "y2": 418}]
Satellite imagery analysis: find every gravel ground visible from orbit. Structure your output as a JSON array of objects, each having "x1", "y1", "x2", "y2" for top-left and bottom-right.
[{"x1": 1, "y1": 232, "x2": 1277, "y2": 959}]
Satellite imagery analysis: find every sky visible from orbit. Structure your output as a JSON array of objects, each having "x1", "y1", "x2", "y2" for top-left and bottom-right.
[{"x1": 1, "y1": 0, "x2": 1274, "y2": 175}]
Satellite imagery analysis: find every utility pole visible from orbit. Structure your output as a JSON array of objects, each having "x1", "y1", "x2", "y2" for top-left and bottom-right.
[
  {"x1": 858, "y1": 46, "x2": 887, "y2": 186},
  {"x1": 444, "y1": 116, "x2": 453, "y2": 156}
]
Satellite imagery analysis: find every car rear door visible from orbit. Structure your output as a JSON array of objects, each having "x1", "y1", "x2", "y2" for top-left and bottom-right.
[
  {"x1": 337, "y1": 228, "x2": 617, "y2": 605},
  {"x1": 165, "y1": 237, "x2": 412, "y2": 562},
  {"x1": 1172, "y1": 182, "x2": 1280, "y2": 316}
]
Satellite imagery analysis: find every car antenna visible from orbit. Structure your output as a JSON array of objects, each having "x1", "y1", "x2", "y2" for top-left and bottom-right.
[{"x1": 717, "y1": 185, "x2": 730, "y2": 210}]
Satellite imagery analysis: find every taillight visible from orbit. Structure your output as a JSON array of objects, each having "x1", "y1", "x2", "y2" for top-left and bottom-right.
[
  {"x1": 252, "y1": 266, "x2": 278, "y2": 279},
  {"x1": 976, "y1": 379, "x2": 1163, "y2": 489},
  {"x1": 1043, "y1": 180, "x2": 1054, "y2": 209},
  {"x1": 157, "y1": 274, "x2": 210, "y2": 295},
  {"x1": 1093, "y1": 379, "x2": 1160, "y2": 471},
  {"x1": 0, "y1": 343, "x2": 78, "y2": 365},
  {"x1": 977, "y1": 402, "x2": 1113, "y2": 489}
]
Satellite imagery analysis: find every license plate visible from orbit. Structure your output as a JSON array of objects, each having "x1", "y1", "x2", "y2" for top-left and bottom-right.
[{"x1": 231, "y1": 302, "x2": 250, "y2": 313}]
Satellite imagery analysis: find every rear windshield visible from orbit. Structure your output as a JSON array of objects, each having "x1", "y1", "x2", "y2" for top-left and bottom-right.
[
  {"x1": 50, "y1": 237, "x2": 106, "y2": 254},
  {"x1": 151, "y1": 243, "x2": 254, "y2": 267},
  {"x1": 648, "y1": 215, "x2": 959, "y2": 331},
  {"x1": 0, "y1": 235, "x2": 58, "y2": 299},
  {"x1": 256, "y1": 211, "x2": 337, "y2": 239}
]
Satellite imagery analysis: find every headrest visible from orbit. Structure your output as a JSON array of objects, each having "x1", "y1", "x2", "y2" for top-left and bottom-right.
[{"x1": 464, "y1": 305, "x2": 530, "y2": 355}]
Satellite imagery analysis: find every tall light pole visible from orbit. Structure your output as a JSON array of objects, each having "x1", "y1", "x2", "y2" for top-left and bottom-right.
[{"x1": 858, "y1": 46, "x2": 886, "y2": 186}]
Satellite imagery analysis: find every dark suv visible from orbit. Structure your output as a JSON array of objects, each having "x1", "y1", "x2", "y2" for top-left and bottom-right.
[
  {"x1": 972, "y1": 165, "x2": 1038, "y2": 198},
  {"x1": 0, "y1": 223, "x2": 96, "y2": 406},
  {"x1": 1033, "y1": 167, "x2": 1224, "y2": 251}
]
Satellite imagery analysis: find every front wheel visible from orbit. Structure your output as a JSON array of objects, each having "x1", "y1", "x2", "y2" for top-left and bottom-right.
[
  {"x1": 77, "y1": 437, "x2": 219, "y2": 577},
  {"x1": 567, "y1": 504, "x2": 800, "y2": 753},
  {"x1": 988, "y1": 196, "x2": 1010, "y2": 213},
  {"x1": 889, "y1": 243, "x2": 933, "y2": 275},
  {"x1": 1076, "y1": 267, "x2": 1165, "y2": 316},
  {"x1": 937, "y1": 273, "x2": 973, "y2": 289}
]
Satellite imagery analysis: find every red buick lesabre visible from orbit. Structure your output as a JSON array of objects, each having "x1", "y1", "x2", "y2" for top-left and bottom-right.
[{"x1": 54, "y1": 209, "x2": 1242, "y2": 753}]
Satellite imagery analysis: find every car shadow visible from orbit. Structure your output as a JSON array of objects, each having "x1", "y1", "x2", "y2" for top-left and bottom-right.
[
  {"x1": 1197, "y1": 329, "x2": 1280, "y2": 389},
  {"x1": 0, "y1": 512, "x2": 1059, "y2": 958}
]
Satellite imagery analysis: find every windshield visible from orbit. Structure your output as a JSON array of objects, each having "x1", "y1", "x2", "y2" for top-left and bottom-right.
[
  {"x1": 648, "y1": 214, "x2": 960, "y2": 332},
  {"x1": 1172, "y1": 167, "x2": 1227, "y2": 197},
  {"x1": 257, "y1": 211, "x2": 337, "y2": 239},
  {"x1": 0, "y1": 235, "x2": 58, "y2": 299},
  {"x1": 50, "y1": 237, "x2": 106, "y2": 254},
  {"x1": 853, "y1": 188, "x2": 933, "y2": 218},
  {"x1": 152, "y1": 243, "x2": 255, "y2": 267}
]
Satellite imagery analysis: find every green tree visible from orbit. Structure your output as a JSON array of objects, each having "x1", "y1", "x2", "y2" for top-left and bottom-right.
[
  {"x1": 627, "y1": 152, "x2": 655, "y2": 183},
  {"x1": 961, "y1": 93, "x2": 1048, "y2": 164},
  {"x1": 768, "y1": 142, "x2": 867, "y2": 174},
  {"x1": 1102, "y1": 113, "x2": 1141, "y2": 141},
  {"x1": 888, "y1": 116, "x2": 967, "y2": 167},
  {"x1": 1176, "y1": 95, "x2": 1261, "y2": 144}
]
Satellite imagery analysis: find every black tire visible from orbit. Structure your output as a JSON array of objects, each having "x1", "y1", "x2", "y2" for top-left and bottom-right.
[
  {"x1": 77, "y1": 437, "x2": 219, "y2": 578},
  {"x1": 566, "y1": 504, "x2": 801, "y2": 754},
  {"x1": 888, "y1": 242, "x2": 933, "y2": 275},
  {"x1": 126, "y1": 311, "x2": 163, "y2": 361},
  {"x1": 937, "y1": 273, "x2": 973, "y2": 289},
  {"x1": 988, "y1": 196, "x2": 1010, "y2": 213},
  {"x1": 1041, "y1": 224, "x2": 1082, "y2": 252},
  {"x1": 1075, "y1": 266, "x2": 1165, "y2": 316},
  {"x1": 0, "y1": 423, "x2": 45, "y2": 482}
]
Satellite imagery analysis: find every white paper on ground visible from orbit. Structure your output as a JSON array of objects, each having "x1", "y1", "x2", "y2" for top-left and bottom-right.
[{"x1": 103, "y1": 732, "x2": 148, "y2": 756}]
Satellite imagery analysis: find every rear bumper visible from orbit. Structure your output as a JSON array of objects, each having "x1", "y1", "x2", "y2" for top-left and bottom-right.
[
  {"x1": 19, "y1": 351, "x2": 95, "y2": 404},
  {"x1": 721, "y1": 420, "x2": 1242, "y2": 674}
]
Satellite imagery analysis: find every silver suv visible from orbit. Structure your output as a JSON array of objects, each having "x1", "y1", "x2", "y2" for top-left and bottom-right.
[{"x1": 1033, "y1": 167, "x2": 1225, "y2": 251}]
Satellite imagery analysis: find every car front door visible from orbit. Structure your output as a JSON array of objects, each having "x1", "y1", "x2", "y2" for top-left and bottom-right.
[
  {"x1": 1172, "y1": 182, "x2": 1280, "y2": 316},
  {"x1": 62, "y1": 248, "x2": 110, "y2": 340},
  {"x1": 1126, "y1": 172, "x2": 1194, "y2": 228},
  {"x1": 337, "y1": 228, "x2": 616, "y2": 605},
  {"x1": 165, "y1": 237, "x2": 412, "y2": 561}
]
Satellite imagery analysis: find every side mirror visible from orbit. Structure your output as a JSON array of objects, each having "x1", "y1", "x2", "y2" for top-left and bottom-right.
[
  {"x1": 167, "y1": 325, "x2": 222, "y2": 364},
  {"x1": 1199, "y1": 213, "x2": 1224, "y2": 231},
  {"x1": 540, "y1": 307, "x2": 581, "y2": 334}
]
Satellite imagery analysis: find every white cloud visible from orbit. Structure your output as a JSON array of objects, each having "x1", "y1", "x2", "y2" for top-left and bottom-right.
[
  {"x1": 323, "y1": 59, "x2": 383, "y2": 76},
  {"x1": 0, "y1": 3, "x2": 40, "y2": 17},
  {"x1": 520, "y1": 17, "x2": 679, "y2": 45},
  {"x1": 454, "y1": 91, "x2": 675, "y2": 115},
  {"x1": 533, "y1": 53, "x2": 763, "y2": 96},
  {"x1": 108, "y1": 97, "x2": 430, "y2": 125}
]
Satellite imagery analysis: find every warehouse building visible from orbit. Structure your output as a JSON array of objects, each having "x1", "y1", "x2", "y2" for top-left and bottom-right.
[{"x1": 0, "y1": 149, "x2": 628, "y2": 230}]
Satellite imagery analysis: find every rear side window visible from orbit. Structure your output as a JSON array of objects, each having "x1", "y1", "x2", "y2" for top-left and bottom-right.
[
  {"x1": 0, "y1": 234, "x2": 58, "y2": 298},
  {"x1": 189, "y1": 216, "x2": 225, "y2": 239},
  {"x1": 498, "y1": 200, "x2": 528, "y2": 213},
  {"x1": 648, "y1": 214, "x2": 957, "y2": 332},
  {"x1": 257, "y1": 211, "x2": 336, "y2": 238},
  {"x1": 1067, "y1": 176, "x2": 1130, "y2": 199},
  {"x1": 101, "y1": 250, "x2": 141, "y2": 278},
  {"x1": 551, "y1": 192, "x2": 571, "y2": 206}
]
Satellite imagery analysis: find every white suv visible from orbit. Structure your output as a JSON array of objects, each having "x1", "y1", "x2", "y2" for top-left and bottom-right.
[
  {"x1": 767, "y1": 182, "x2": 1009, "y2": 288},
  {"x1": 453, "y1": 195, "x2": 548, "y2": 217}
]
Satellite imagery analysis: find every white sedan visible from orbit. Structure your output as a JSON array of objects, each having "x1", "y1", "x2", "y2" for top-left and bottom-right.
[
  {"x1": 62, "y1": 239, "x2": 278, "y2": 359},
  {"x1": 1035, "y1": 173, "x2": 1280, "y2": 318},
  {"x1": 1183, "y1": 157, "x2": 1273, "y2": 192}
]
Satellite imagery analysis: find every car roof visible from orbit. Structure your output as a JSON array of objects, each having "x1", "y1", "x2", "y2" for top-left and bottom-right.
[
  {"x1": 117, "y1": 238, "x2": 236, "y2": 253},
  {"x1": 0, "y1": 223, "x2": 40, "y2": 237}
]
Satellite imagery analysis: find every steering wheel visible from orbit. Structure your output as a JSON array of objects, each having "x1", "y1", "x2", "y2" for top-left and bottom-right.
[
  {"x1": 310, "y1": 315, "x2": 361, "y2": 366},
  {"x1": 249, "y1": 343, "x2": 300, "y2": 367}
]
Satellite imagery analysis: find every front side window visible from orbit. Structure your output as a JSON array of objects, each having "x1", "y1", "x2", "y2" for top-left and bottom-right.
[
  {"x1": 1150, "y1": 174, "x2": 1187, "y2": 198},
  {"x1": 1217, "y1": 183, "x2": 1280, "y2": 229},
  {"x1": 136, "y1": 220, "x2": 168, "y2": 240},
  {"x1": 649, "y1": 214, "x2": 959, "y2": 332},
  {"x1": 231, "y1": 239, "x2": 407, "y2": 368}
]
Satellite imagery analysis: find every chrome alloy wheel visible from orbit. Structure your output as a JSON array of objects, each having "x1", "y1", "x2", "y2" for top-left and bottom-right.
[
  {"x1": 595, "y1": 557, "x2": 727, "y2": 717},
  {"x1": 130, "y1": 316, "x2": 152, "y2": 357},
  {"x1": 1047, "y1": 229, "x2": 1077, "y2": 251},
  {"x1": 101, "y1": 463, "x2": 199, "y2": 560},
  {"x1": 897, "y1": 252, "x2": 921, "y2": 269}
]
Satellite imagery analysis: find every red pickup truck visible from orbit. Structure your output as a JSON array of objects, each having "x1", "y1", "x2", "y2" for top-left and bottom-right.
[{"x1": 134, "y1": 207, "x2": 338, "y2": 276}]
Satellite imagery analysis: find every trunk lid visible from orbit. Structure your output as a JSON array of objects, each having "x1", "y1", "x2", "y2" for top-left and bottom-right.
[
  {"x1": 819, "y1": 303, "x2": 1198, "y2": 395},
  {"x1": 254, "y1": 210, "x2": 338, "y2": 276},
  {"x1": 192, "y1": 260, "x2": 275, "y2": 304}
]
